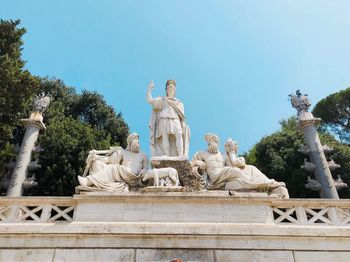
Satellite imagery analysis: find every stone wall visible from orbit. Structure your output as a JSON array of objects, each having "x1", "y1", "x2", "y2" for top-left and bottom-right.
[
  {"x1": 1, "y1": 249, "x2": 350, "y2": 262},
  {"x1": 0, "y1": 193, "x2": 349, "y2": 261}
]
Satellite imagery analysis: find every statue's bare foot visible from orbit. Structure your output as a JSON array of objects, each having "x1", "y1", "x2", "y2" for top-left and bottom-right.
[{"x1": 78, "y1": 176, "x2": 88, "y2": 186}]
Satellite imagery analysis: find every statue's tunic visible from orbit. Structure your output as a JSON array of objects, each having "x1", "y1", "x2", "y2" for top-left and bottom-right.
[
  {"x1": 152, "y1": 97, "x2": 183, "y2": 138},
  {"x1": 149, "y1": 97, "x2": 190, "y2": 157}
]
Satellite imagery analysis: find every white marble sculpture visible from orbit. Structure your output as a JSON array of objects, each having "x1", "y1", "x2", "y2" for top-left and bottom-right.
[
  {"x1": 224, "y1": 138, "x2": 289, "y2": 198},
  {"x1": 301, "y1": 158, "x2": 316, "y2": 172},
  {"x1": 305, "y1": 176, "x2": 322, "y2": 191},
  {"x1": 147, "y1": 79, "x2": 190, "y2": 158},
  {"x1": 290, "y1": 90, "x2": 340, "y2": 199},
  {"x1": 77, "y1": 133, "x2": 148, "y2": 192},
  {"x1": 191, "y1": 134, "x2": 289, "y2": 198},
  {"x1": 289, "y1": 90, "x2": 311, "y2": 116},
  {"x1": 141, "y1": 167, "x2": 179, "y2": 187}
]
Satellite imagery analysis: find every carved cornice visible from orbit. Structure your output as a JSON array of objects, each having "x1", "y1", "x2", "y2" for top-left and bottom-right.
[
  {"x1": 298, "y1": 118, "x2": 321, "y2": 128},
  {"x1": 20, "y1": 118, "x2": 46, "y2": 130}
]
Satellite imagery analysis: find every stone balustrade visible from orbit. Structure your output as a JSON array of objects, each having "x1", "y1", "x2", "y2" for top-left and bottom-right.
[
  {"x1": 1, "y1": 193, "x2": 350, "y2": 261},
  {"x1": 272, "y1": 200, "x2": 350, "y2": 226},
  {"x1": 0, "y1": 197, "x2": 75, "y2": 223},
  {"x1": 0, "y1": 194, "x2": 349, "y2": 226}
]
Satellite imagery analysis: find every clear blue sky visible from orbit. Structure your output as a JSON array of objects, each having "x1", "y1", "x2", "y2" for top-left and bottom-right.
[{"x1": 1, "y1": 1, "x2": 350, "y2": 156}]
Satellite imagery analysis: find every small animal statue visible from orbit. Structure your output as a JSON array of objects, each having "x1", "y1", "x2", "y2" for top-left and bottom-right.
[{"x1": 142, "y1": 168, "x2": 180, "y2": 187}]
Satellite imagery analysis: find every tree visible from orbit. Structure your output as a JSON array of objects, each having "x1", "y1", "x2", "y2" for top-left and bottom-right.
[
  {"x1": 33, "y1": 115, "x2": 110, "y2": 195},
  {"x1": 0, "y1": 20, "x2": 38, "y2": 173},
  {"x1": 245, "y1": 117, "x2": 350, "y2": 198},
  {"x1": 71, "y1": 91, "x2": 129, "y2": 148},
  {"x1": 313, "y1": 87, "x2": 350, "y2": 143},
  {"x1": 31, "y1": 79, "x2": 130, "y2": 196}
]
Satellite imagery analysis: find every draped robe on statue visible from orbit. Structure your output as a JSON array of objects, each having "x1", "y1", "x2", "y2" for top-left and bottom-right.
[
  {"x1": 224, "y1": 154, "x2": 285, "y2": 191},
  {"x1": 87, "y1": 150, "x2": 142, "y2": 192},
  {"x1": 149, "y1": 97, "x2": 190, "y2": 157},
  {"x1": 192, "y1": 151, "x2": 285, "y2": 191},
  {"x1": 223, "y1": 164, "x2": 285, "y2": 191}
]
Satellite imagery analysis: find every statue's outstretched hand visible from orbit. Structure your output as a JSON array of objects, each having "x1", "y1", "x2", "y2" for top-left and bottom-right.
[{"x1": 148, "y1": 80, "x2": 155, "y2": 90}]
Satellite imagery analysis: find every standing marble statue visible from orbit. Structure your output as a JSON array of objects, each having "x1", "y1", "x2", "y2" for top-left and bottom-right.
[
  {"x1": 77, "y1": 133, "x2": 148, "y2": 192},
  {"x1": 147, "y1": 80, "x2": 190, "y2": 158},
  {"x1": 191, "y1": 134, "x2": 289, "y2": 198}
]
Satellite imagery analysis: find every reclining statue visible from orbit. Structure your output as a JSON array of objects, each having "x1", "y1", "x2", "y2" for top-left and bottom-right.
[
  {"x1": 77, "y1": 133, "x2": 148, "y2": 192},
  {"x1": 191, "y1": 133, "x2": 289, "y2": 198}
]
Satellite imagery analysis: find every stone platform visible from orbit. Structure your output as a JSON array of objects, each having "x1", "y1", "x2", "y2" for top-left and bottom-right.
[{"x1": 0, "y1": 192, "x2": 350, "y2": 261}]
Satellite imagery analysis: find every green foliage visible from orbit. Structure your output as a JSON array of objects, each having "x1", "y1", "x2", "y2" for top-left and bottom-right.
[
  {"x1": 0, "y1": 19, "x2": 38, "y2": 172},
  {"x1": 31, "y1": 78, "x2": 129, "y2": 196},
  {"x1": 33, "y1": 115, "x2": 110, "y2": 195},
  {"x1": 317, "y1": 132, "x2": 350, "y2": 198},
  {"x1": 72, "y1": 91, "x2": 129, "y2": 148},
  {"x1": 245, "y1": 117, "x2": 350, "y2": 198},
  {"x1": 313, "y1": 87, "x2": 350, "y2": 143}
]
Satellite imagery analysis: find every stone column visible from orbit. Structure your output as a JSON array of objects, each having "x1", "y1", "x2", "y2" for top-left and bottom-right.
[
  {"x1": 298, "y1": 112, "x2": 339, "y2": 199},
  {"x1": 7, "y1": 114, "x2": 45, "y2": 197}
]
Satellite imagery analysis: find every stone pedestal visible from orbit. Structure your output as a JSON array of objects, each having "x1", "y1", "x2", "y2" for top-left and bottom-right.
[{"x1": 150, "y1": 157, "x2": 205, "y2": 191}]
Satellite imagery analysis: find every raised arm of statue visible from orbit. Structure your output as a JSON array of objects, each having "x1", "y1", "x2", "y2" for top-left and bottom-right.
[
  {"x1": 89, "y1": 149, "x2": 117, "y2": 156},
  {"x1": 224, "y1": 138, "x2": 246, "y2": 168},
  {"x1": 86, "y1": 147, "x2": 123, "y2": 167},
  {"x1": 146, "y1": 80, "x2": 155, "y2": 104},
  {"x1": 86, "y1": 150, "x2": 109, "y2": 164}
]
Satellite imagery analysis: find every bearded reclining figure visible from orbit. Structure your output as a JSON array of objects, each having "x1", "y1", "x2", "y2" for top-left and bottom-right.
[
  {"x1": 191, "y1": 133, "x2": 289, "y2": 198},
  {"x1": 78, "y1": 133, "x2": 148, "y2": 193}
]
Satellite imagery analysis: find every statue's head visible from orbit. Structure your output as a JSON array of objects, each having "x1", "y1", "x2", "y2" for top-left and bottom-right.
[
  {"x1": 205, "y1": 133, "x2": 219, "y2": 154},
  {"x1": 165, "y1": 79, "x2": 176, "y2": 97},
  {"x1": 224, "y1": 138, "x2": 238, "y2": 154},
  {"x1": 126, "y1": 132, "x2": 140, "y2": 153}
]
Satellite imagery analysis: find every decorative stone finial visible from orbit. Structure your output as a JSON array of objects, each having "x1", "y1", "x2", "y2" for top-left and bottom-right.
[
  {"x1": 33, "y1": 93, "x2": 50, "y2": 113},
  {"x1": 289, "y1": 90, "x2": 311, "y2": 115}
]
